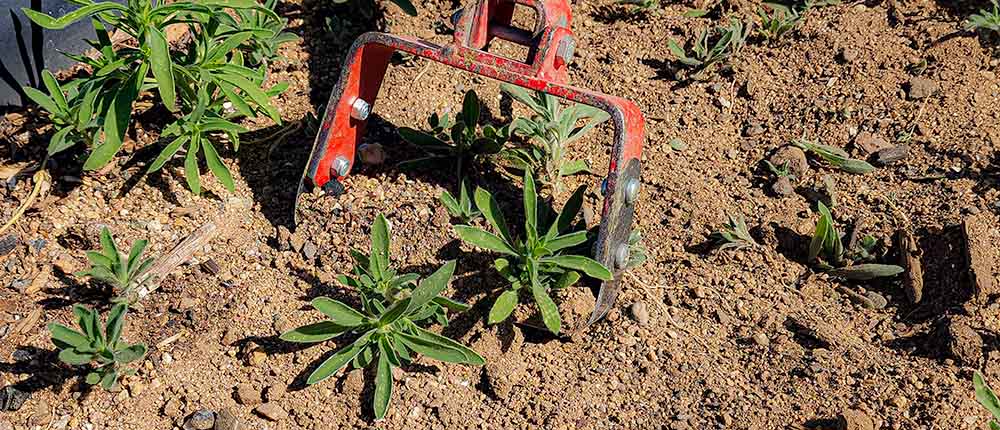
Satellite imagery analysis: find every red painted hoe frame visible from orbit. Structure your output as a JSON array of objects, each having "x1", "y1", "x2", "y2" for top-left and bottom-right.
[{"x1": 297, "y1": 0, "x2": 645, "y2": 329}]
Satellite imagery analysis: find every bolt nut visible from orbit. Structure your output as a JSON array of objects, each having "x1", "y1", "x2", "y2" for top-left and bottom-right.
[
  {"x1": 350, "y1": 98, "x2": 371, "y2": 121},
  {"x1": 333, "y1": 156, "x2": 351, "y2": 177},
  {"x1": 624, "y1": 178, "x2": 640, "y2": 204},
  {"x1": 614, "y1": 244, "x2": 629, "y2": 269}
]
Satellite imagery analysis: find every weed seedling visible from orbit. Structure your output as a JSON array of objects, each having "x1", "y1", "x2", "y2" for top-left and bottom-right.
[
  {"x1": 710, "y1": 212, "x2": 757, "y2": 251},
  {"x1": 625, "y1": 229, "x2": 649, "y2": 269},
  {"x1": 49, "y1": 303, "x2": 147, "y2": 390},
  {"x1": 23, "y1": 0, "x2": 287, "y2": 193},
  {"x1": 757, "y1": 5, "x2": 802, "y2": 41},
  {"x1": 617, "y1": 0, "x2": 660, "y2": 12},
  {"x1": 501, "y1": 84, "x2": 609, "y2": 197},
  {"x1": 282, "y1": 215, "x2": 480, "y2": 420},
  {"x1": 399, "y1": 90, "x2": 511, "y2": 178},
  {"x1": 668, "y1": 18, "x2": 750, "y2": 76},
  {"x1": 763, "y1": 160, "x2": 795, "y2": 180},
  {"x1": 975, "y1": 371, "x2": 1000, "y2": 429},
  {"x1": 440, "y1": 180, "x2": 481, "y2": 223},
  {"x1": 793, "y1": 138, "x2": 875, "y2": 174},
  {"x1": 217, "y1": 0, "x2": 301, "y2": 68},
  {"x1": 967, "y1": 0, "x2": 1000, "y2": 34},
  {"x1": 454, "y1": 172, "x2": 613, "y2": 334},
  {"x1": 76, "y1": 227, "x2": 154, "y2": 301},
  {"x1": 808, "y1": 201, "x2": 902, "y2": 279}
]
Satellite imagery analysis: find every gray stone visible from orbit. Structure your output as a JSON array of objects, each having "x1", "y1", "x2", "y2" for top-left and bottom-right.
[{"x1": 182, "y1": 410, "x2": 215, "y2": 430}]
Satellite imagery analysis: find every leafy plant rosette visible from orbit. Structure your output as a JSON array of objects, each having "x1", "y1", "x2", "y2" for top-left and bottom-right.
[
  {"x1": 75, "y1": 227, "x2": 154, "y2": 302},
  {"x1": 808, "y1": 201, "x2": 903, "y2": 280},
  {"x1": 21, "y1": 0, "x2": 291, "y2": 194},
  {"x1": 48, "y1": 303, "x2": 147, "y2": 390},
  {"x1": 500, "y1": 83, "x2": 609, "y2": 198},
  {"x1": 281, "y1": 214, "x2": 482, "y2": 420},
  {"x1": 454, "y1": 172, "x2": 613, "y2": 334}
]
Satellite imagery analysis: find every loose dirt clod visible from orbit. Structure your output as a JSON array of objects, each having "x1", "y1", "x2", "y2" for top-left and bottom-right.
[
  {"x1": 769, "y1": 145, "x2": 809, "y2": 178},
  {"x1": 837, "y1": 409, "x2": 875, "y2": 430},
  {"x1": 254, "y1": 403, "x2": 287, "y2": 421},
  {"x1": 943, "y1": 318, "x2": 982, "y2": 366},
  {"x1": 896, "y1": 230, "x2": 924, "y2": 304},
  {"x1": 907, "y1": 76, "x2": 939, "y2": 99},
  {"x1": 853, "y1": 131, "x2": 890, "y2": 154},
  {"x1": 874, "y1": 145, "x2": 909, "y2": 165}
]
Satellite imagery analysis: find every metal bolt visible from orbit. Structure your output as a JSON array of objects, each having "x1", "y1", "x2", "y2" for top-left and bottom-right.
[
  {"x1": 614, "y1": 244, "x2": 629, "y2": 269},
  {"x1": 333, "y1": 156, "x2": 351, "y2": 177},
  {"x1": 624, "y1": 178, "x2": 640, "y2": 204},
  {"x1": 556, "y1": 36, "x2": 575, "y2": 65},
  {"x1": 350, "y1": 98, "x2": 371, "y2": 121}
]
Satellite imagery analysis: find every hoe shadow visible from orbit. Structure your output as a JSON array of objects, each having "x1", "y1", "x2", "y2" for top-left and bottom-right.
[
  {"x1": 37, "y1": 271, "x2": 113, "y2": 310},
  {"x1": 589, "y1": 4, "x2": 648, "y2": 25},
  {"x1": 894, "y1": 226, "x2": 971, "y2": 323}
]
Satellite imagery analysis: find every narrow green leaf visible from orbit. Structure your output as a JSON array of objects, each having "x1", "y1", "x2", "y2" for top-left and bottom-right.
[
  {"x1": 146, "y1": 27, "x2": 175, "y2": 111},
  {"x1": 370, "y1": 214, "x2": 390, "y2": 279},
  {"x1": 462, "y1": 90, "x2": 480, "y2": 127},
  {"x1": 47, "y1": 126, "x2": 75, "y2": 155},
  {"x1": 553, "y1": 271, "x2": 581, "y2": 289},
  {"x1": 184, "y1": 134, "x2": 202, "y2": 194},
  {"x1": 147, "y1": 135, "x2": 189, "y2": 173},
  {"x1": 523, "y1": 172, "x2": 537, "y2": 238},
  {"x1": 473, "y1": 187, "x2": 513, "y2": 243},
  {"x1": 976, "y1": 371, "x2": 1000, "y2": 420},
  {"x1": 488, "y1": 290, "x2": 518, "y2": 324},
  {"x1": 531, "y1": 276, "x2": 561, "y2": 334},
  {"x1": 202, "y1": 140, "x2": 235, "y2": 192},
  {"x1": 377, "y1": 299, "x2": 410, "y2": 326},
  {"x1": 540, "y1": 255, "x2": 613, "y2": 281},
  {"x1": 544, "y1": 231, "x2": 588, "y2": 252},
  {"x1": 826, "y1": 264, "x2": 904, "y2": 280},
  {"x1": 306, "y1": 333, "x2": 371, "y2": 385},
  {"x1": 373, "y1": 344, "x2": 393, "y2": 420},
  {"x1": 279, "y1": 321, "x2": 349, "y2": 343},
  {"x1": 413, "y1": 326, "x2": 484, "y2": 365},
  {"x1": 115, "y1": 344, "x2": 146, "y2": 363},
  {"x1": 454, "y1": 225, "x2": 517, "y2": 256},
  {"x1": 100, "y1": 370, "x2": 118, "y2": 390},
  {"x1": 48, "y1": 323, "x2": 91, "y2": 350},
  {"x1": 99, "y1": 228, "x2": 120, "y2": 267},
  {"x1": 546, "y1": 185, "x2": 585, "y2": 239},
  {"x1": 59, "y1": 348, "x2": 93, "y2": 365},
  {"x1": 21, "y1": 3, "x2": 127, "y2": 30},
  {"x1": 22, "y1": 86, "x2": 60, "y2": 114},
  {"x1": 404, "y1": 260, "x2": 455, "y2": 315},
  {"x1": 40, "y1": 71, "x2": 67, "y2": 111},
  {"x1": 104, "y1": 303, "x2": 127, "y2": 346},
  {"x1": 311, "y1": 297, "x2": 366, "y2": 327}
]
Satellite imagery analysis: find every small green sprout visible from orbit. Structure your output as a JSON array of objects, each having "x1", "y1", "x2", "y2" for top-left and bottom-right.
[
  {"x1": 617, "y1": 0, "x2": 660, "y2": 11},
  {"x1": 501, "y1": 84, "x2": 609, "y2": 198},
  {"x1": 454, "y1": 172, "x2": 613, "y2": 334},
  {"x1": 625, "y1": 229, "x2": 649, "y2": 269},
  {"x1": 399, "y1": 90, "x2": 511, "y2": 178},
  {"x1": 975, "y1": 371, "x2": 1000, "y2": 430},
  {"x1": 48, "y1": 303, "x2": 147, "y2": 390},
  {"x1": 967, "y1": 0, "x2": 1000, "y2": 34},
  {"x1": 668, "y1": 18, "x2": 751, "y2": 75},
  {"x1": 76, "y1": 227, "x2": 154, "y2": 301},
  {"x1": 440, "y1": 180, "x2": 481, "y2": 224},
  {"x1": 793, "y1": 138, "x2": 875, "y2": 174},
  {"x1": 808, "y1": 201, "x2": 902, "y2": 279},
  {"x1": 764, "y1": 160, "x2": 795, "y2": 179},
  {"x1": 281, "y1": 215, "x2": 480, "y2": 420},
  {"x1": 757, "y1": 5, "x2": 802, "y2": 41},
  {"x1": 710, "y1": 212, "x2": 758, "y2": 251}
]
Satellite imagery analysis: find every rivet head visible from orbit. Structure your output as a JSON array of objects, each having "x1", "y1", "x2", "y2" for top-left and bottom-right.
[
  {"x1": 350, "y1": 98, "x2": 370, "y2": 121},
  {"x1": 333, "y1": 156, "x2": 351, "y2": 177},
  {"x1": 624, "y1": 178, "x2": 640, "y2": 204},
  {"x1": 614, "y1": 244, "x2": 629, "y2": 269}
]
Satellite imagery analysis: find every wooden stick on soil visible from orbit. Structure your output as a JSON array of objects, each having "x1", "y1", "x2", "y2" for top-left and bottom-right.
[{"x1": 134, "y1": 218, "x2": 220, "y2": 301}]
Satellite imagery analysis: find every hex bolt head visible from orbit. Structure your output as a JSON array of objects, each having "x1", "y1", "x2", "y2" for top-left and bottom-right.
[
  {"x1": 333, "y1": 156, "x2": 351, "y2": 177},
  {"x1": 614, "y1": 244, "x2": 630, "y2": 269},
  {"x1": 624, "y1": 178, "x2": 640, "y2": 204},
  {"x1": 350, "y1": 98, "x2": 371, "y2": 121},
  {"x1": 556, "y1": 36, "x2": 575, "y2": 64}
]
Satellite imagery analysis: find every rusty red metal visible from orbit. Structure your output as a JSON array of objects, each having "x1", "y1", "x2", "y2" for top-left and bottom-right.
[{"x1": 297, "y1": 0, "x2": 646, "y2": 330}]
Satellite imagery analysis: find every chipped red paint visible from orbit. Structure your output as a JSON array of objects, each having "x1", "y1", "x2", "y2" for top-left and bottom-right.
[{"x1": 298, "y1": 0, "x2": 646, "y2": 329}]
